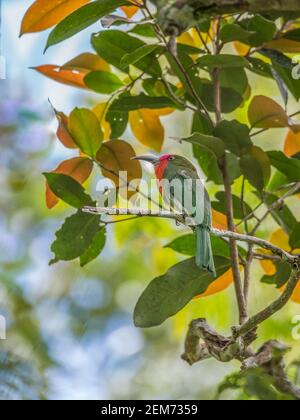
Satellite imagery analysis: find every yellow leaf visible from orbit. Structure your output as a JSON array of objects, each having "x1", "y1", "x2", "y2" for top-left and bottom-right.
[
  {"x1": 152, "y1": 108, "x2": 175, "y2": 117},
  {"x1": 62, "y1": 53, "x2": 110, "y2": 73},
  {"x1": 129, "y1": 109, "x2": 164, "y2": 152},
  {"x1": 248, "y1": 95, "x2": 288, "y2": 129},
  {"x1": 93, "y1": 103, "x2": 111, "y2": 140},
  {"x1": 177, "y1": 31, "x2": 196, "y2": 47},
  {"x1": 248, "y1": 95, "x2": 300, "y2": 133},
  {"x1": 20, "y1": 0, "x2": 90, "y2": 35},
  {"x1": 177, "y1": 27, "x2": 212, "y2": 49},
  {"x1": 234, "y1": 41, "x2": 250, "y2": 56},
  {"x1": 46, "y1": 157, "x2": 93, "y2": 209}
]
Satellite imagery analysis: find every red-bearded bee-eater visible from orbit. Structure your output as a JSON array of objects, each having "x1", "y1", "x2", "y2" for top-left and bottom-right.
[{"x1": 133, "y1": 154, "x2": 216, "y2": 277}]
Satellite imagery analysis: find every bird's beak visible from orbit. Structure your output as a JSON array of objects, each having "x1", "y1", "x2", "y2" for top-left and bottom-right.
[{"x1": 132, "y1": 155, "x2": 159, "y2": 165}]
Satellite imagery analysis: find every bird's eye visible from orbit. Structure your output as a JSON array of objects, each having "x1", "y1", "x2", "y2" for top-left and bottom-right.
[{"x1": 168, "y1": 156, "x2": 175, "y2": 161}]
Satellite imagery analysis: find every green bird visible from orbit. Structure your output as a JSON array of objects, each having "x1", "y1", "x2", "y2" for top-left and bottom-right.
[{"x1": 134, "y1": 154, "x2": 216, "y2": 277}]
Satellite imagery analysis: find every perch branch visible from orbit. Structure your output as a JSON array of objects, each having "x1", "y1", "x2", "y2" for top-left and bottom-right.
[{"x1": 82, "y1": 206, "x2": 300, "y2": 267}]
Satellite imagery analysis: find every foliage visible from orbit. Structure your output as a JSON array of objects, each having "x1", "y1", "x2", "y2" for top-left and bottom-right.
[{"x1": 17, "y1": 0, "x2": 300, "y2": 400}]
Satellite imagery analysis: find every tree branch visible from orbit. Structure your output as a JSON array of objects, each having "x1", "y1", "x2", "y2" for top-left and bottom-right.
[
  {"x1": 235, "y1": 269, "x2": 300, "y2": 338},
  {"x1": 82, "y1": 206, "x2": 300, "y2": 267},
  {"x1": 157, "y1": 0, "x2": 300, "y2": 34},
  {"x1": 220, "y1": 156, "x2": 248, "y2": 325}
]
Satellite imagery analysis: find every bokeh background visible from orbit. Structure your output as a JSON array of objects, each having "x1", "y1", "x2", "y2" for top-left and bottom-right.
[{"x1": 0, "y1": 0, "x2": 300, "y2": 400}]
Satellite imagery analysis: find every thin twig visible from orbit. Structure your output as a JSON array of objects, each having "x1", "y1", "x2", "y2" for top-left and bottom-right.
[{"x1": 251, "y1": 182, "x2": 300, "y2": 235}]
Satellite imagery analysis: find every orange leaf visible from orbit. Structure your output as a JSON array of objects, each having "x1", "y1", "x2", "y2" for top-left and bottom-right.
[
  {"x1": 53, "y1": 109, "x2": 77, "y2": 149},
  {"x1": 121, "y1": 1, "x2": 142, "y2": 18},
  {"x1": 289, "y1": 282, "x2": 300, "y2": 304},
  {"x1": 129, "y1": 109, "x2": 164, "y2": 152},
  {"x1": 284, "y1": 130, "x2": 300, "y2": 157},
  {"x1": 20, "y1": 0, "x2": 90, "y2": 35},
  {"x1": 33, "y1": 65, "x2": 87, "y2": 89},
  {"x1": 260, "y1": 229, "x2": 300, "y2": 303},
  {"x1": 196, "y1": 269, "x2": 233, "y2": 298},
  {"x1": 212, "y1": 209, "x2": 228, "y2": 230},
  {"x1": 93, "y1": 103, "x2": 111, "y2": 140},
  {"x1": 46, "y1": 157, "x2": 93, "y2": 209},
  {"x1": 96, "y1": 140, "x2": 142, "y2": 199}
]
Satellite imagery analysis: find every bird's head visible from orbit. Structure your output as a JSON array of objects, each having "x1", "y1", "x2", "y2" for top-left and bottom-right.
[
  {"x1": 133, "y1": 154, "x2": 176, "y2": 179},
  {"x1": 132, "y1": 154, "x2": 176, "y2": 166}
]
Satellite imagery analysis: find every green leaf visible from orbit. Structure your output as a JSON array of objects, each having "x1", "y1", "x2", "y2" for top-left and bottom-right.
[
  {"x1": 43, "y1": 173, "x2": 92, "y2": 208},
  {"x1": 262, "y1": 192, "x2": 297, "y2": 235},
  {"x1": 142, "y1": 78, "x2": 169, "y2": 97},
  {"x1": 282, "y1": 28, "x2": 300, "y2": 41},
  {"x1": 84, "y1": 71, "x2": 124, "y2": 94},
  {"x1": 273, "y1": 63, "x2": 300, "y2": 101},
  {"x1": 201, "y1": 81, "x2": 243, "y2": 114},
  {"x1": 190, "y1": 114, "x2": 240, "y2": 185},
  {"x1": 289, "y1": 222, "x2": 300, "y2": 250},
  {"x1": 212, "y1": 191, "x2": 253, "y2": 220},
  {"x1": 240, "y1": 15, "x2": 276, "y2": 47},
  {"x1": 105, "y1": 96, "x2": 129, "y2": 139},
  {"x1": 92, "y1": 30, "x2": 161, "y2": 76},
  {"x1": 165, "y1": 50, "x2": 202, "y2": 99},
  {"x1": 181, "y1": 133, "x2": 225, "y2": 158},
  {"x1": 220, "y1": 23, "x2": 254, "y2": 43},
  {"x1": 247, "y1": 57, "x2": 273, "y2": 78},
  {"x1": 109, "y1": 93, "x2": 178, "y2": 111},
  {"x1": 45, "y1": 0, "x2": 129, "y2": 50},
  {"x1": 120, "y1": 44, "x2": 162, "y2": 69},
  {"x1": 129, "y1": 23, "x2": 157, "y2": 38},
  {"x1": 165, "y1": 234, "x2": 247, "y2": 259},
  {"x1": 261, "y1": 261, "x2": 292, "y2": 289},
  {"x1": 50, "y1": 210, "x2": 101, "y2": 264},
  {"x1": 197, "y1": 54, "x2": 250, "y2": 69},
  {"x1": 240, "y1": 146, "x2": 271, "y2": 191},
  {"x1": 80, "y1": 227, "x2": 106, "y2": 267},
  {"x1": 68, "y1": 108, "x2": 102, "y2": 157},
  {"x1": 134, "y1": 256, "x2": 231, "y2": 328},
  {"x1": 220, "y1": 67, "x2": 248, "y2": 95},
  {"x1": 214, "y1": 120, "x2": 252, "y2": 156},
  {"x1": 267, "y1": 170, "x2": 290, "y2": 193},
  {"x1": 268, "y1": 151, "x2": 300, "y2": 182}
]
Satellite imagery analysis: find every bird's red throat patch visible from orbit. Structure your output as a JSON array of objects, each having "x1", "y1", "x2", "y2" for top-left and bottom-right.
[{"x1": 154, "y1": 154, "x2": 173, "y2": 181}]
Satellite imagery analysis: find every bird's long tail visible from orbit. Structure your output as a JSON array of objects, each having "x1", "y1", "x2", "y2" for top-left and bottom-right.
[{"x1": 195, "y1": 225, "x2": 216, "y2": 277}]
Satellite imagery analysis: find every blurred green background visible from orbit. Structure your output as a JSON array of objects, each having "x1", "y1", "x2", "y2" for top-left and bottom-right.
[{"x1": 0, "y1": 0, "x2": 300, "y2": 400}]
